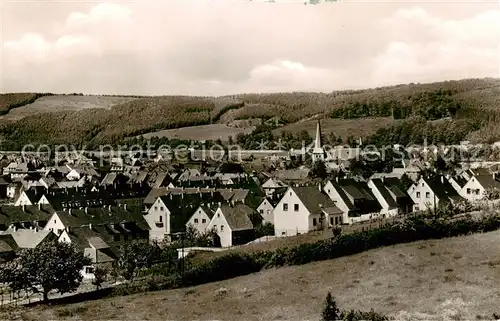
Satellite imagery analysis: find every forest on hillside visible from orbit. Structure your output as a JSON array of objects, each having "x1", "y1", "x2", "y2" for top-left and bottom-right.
[{"x1": 0, "y1": 78, "x2": 498, "y2": 149}]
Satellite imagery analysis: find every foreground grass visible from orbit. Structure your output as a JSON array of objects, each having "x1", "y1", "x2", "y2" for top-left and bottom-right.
[{"x1": 5, "y1": 230, "x2": 500, "y2": 321}]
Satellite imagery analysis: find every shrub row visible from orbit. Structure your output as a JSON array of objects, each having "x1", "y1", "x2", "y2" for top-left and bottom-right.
[{"x1": 101, "y1": 212, "x2": 500, "y2": 300}]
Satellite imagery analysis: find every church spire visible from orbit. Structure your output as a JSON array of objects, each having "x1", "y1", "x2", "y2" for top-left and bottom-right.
[{"x1": 314, "y1": 120, "x2": 322, "y2": 150}]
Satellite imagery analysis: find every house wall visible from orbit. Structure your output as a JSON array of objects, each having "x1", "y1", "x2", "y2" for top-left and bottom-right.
[
  {"x1": 144, "y1": 198, "x2": 170, "y2": 242},
  {"x1": 66, "y1": 170, "x2": 81, "y2": 181},
  {"x1": 367, "y1": 180, "x2": 391, "y2": 214},
  {"x1": 459, "y1": 177, "x2": 485, "y2": 202},
  {"x1": 14, "y1": 192, "x2": 33, "y2": 206},
  {"x1": 7, "y1": 186, "x2": 17, "y2": 199},
  {"x1": 273, "y1": 188, "x2": 310, "y2": 237},
  {"x1": 408, "y1": 179, "x2": 438, "y2": 212},
  {"x1": 257, "y1": 199, "x2": 274, "y2": 224},
  {"x1": 323, "y1": 181, "x2": 350, "y2": 223},
  {"x1": 325, "y1": 212, "x2": 343, "y2": 227},
  {"x1": 186, "y1": 207, "x2": 212, "y2": 234},
  {"x1": 37, "y1": 195, "x2": 50, "y2": 205},
  {"x1": 207, "y1": 208, "x2": 233, "y2": 247},
  {"x1": 44, "y1": 213, "x2": 67, "y2": 236}
]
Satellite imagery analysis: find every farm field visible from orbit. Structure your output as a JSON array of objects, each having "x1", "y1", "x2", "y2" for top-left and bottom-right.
[
  {"x1": 272, "y1": 117, "x2": 397, "y2": 141},
  {"x1": 0, "y1": 95, "x2": 138, "y2": 121},
  {"x1": 137, "y1": 124, "x2": 255, "y2": 142},
  {"x1": 7, "y1": 230, "x2": 500, "y2": 321}
]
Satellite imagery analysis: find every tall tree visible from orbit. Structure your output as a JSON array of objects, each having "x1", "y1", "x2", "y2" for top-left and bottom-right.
[{"x1": 0, "y1": 241, "x2": 91, "y2": 303}]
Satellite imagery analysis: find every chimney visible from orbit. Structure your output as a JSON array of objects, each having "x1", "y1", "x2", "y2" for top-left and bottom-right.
[
  {"x1": 440, "y1": 175, "x2": 444, "y2": 184},
  {"x1": 85, "y1": 207, "x2": 88, "y2": 214},
  {"x1": 108, "y1": 204, "x2": 112, "y2": 211},
  {"x1": 318, "y1": 183, "x2": 322, "y2": 192},
  {"x1": 124, "y1": 204, "x2": 127, "y2": 211},
  {"x1": 381, "y1": 176, "x2": 385, "y2": 184},
  {"x1": 88, "y1": 223, "x2": 92, "y2": 231},
  {"x1": 67, "y1": 226, "x2": 70, "y2": 233},
  {"x1": 69, "y1": 208, "x2": 72, "y2": 215},
  {"x1": 335, "y1": 176, "x2": 339, "y2": 183},
  {"x1": 170, "y1": 193, "x2": 173, "y2": 200},
  {"x1": 38, "y1": 203, "x2": 41, "y2": 210},
  {"x1": 22, "y1": 204, "x2": 26, "y2": 212}
]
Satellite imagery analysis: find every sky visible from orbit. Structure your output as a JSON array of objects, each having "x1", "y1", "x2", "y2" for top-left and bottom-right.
[{"x1": 1, "y1": 0, "x2": 499, "y2": 96}]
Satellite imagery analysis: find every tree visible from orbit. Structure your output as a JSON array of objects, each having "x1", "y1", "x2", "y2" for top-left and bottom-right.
[
  {"x1": 92, "y1": 266, "x2": 108, "y2": 290},
  {"x1": 116, "y1": 239, "x2": 161, "y2": 281},
  {"x1": 311, "y1": 160, "x2": 327, "y2": 179},
  {"x1": 1, "y1": 241, "x2": 91, "y2": 303},
  {"x1": 322, "y1": 292, "x2": 340, "y2": 321}
]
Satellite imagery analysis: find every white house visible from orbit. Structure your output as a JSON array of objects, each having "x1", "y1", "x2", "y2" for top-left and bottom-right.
[
  {"x1": 458, "y1": 174, "x2": 500, "y2": 202},
  {"x1": 14, "y1": 190, "x2": 43, "y2": 206},
  {"x1": 143, "y1": 196, "x2": 171, "y2": 241},
  {"x1": 256, "y1": 198, "x2": 275, "y2": 224},
  {"x1": 407, "y1": 175, "x2": 463, "y2": 212},
  {"x1": 273, "y1": 185, "x2": 343, "y2": 237},
  {"x1": 262, "y1": 178, "x2": 287, "y2": 197},
  {"x1": 323, "y1": 179, "x2": 382, "y2": 224},
  {"x1": 206, "y1": 203, "x2": 254, "y2": 247},
  {"x1": 367, "y1": 177, "x2": 413, "y2": 217},
  {"x1": 186, "y1": 204, "x2": 215, "y2": 234}
]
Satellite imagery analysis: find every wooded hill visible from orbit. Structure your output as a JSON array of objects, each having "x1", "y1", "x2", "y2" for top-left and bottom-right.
[{"x1": 0, "y1": 78, "x2": 499, "y2": 149}]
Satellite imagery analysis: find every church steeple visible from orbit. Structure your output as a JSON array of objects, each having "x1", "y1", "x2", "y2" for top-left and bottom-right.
[
  {"x1": 311, "y1": 120, "x2": 325, "y2": 162},
  {"x1": 314, "y1": 120, "x2": 322, "y2": 150}
]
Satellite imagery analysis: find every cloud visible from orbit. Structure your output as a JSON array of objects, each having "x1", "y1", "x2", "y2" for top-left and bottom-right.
[{"x1": 2, "y1": 1, "x2": 499, "y2": 95}]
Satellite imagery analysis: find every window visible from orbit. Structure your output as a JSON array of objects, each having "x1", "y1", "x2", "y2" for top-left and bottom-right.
[
  {"x1": 327, "y1": 189, "x2": 330, "y2": 193},
  {"x1": 422, "y1": 183, "x2": 424, "y2": 187},
  {"x1": 313, "y1": 218, "x2": 317, "y2": 226},
  {"x1": 426, "y1": 192, "x2": 430, "y2": 198},
  {"x1": 259, "y1": 209, "x2": 264, "y2": 214},
  {"x1": 214, "y1": 225, "x2": 217, "y2": 229},
  {"x1": 294, "y1": 204, "x2": 299, "y2": 212},
  {"x1": 57, "y1": 229, "x2": 62, "y2": 235},
  {"x1": 220, "y1": 225, "x2": 224, "y2": 231},
  {"x1": 416, "y1": 192, "x2": 421, "y2": 198},
  {"x1": 159, "y1": 216, "x2": 163, "y2": 223},
  {"x1": 217, "y1": 213, "x2": 220, "y2": 218},
  {"x1": 330, "y1": 217, "x2": 333, "y2": 225},
  {"x1": 202, "y1": 219, "x2": 206, "y2": 223},
  {"x1": 283, "y1": 203, "x2": 288, "y2": 211},
  {"x1": 85, "y1": 267, "x2": 94, "y2": 274},
  {"x1": 335, "y1": 217, "x2": 339, "y2": 225},
  {"x1": 476, "y1": 189, "x2": 480, "y2": 195},
  {"x1": 467, "y1": 188, "x2": 471, "y2": 194},
  {"x1": 54, "y1": 219, "x2": 56, "y2": 224},
  {"x1": 289, "y1": 192, "x2": 292, "y2": 196},
  {"x1": 281, "y1": 232, "x2": 286, "y2": 236},
  {"x1": 160, "y1": 206, "x2": 164, "y2": 211},
  {"x1": 194, "y1": 218, "x2": 198, "y2": 223},
  {"x1": 154, "y1": 206, "x2": 158, "y2": 211}
]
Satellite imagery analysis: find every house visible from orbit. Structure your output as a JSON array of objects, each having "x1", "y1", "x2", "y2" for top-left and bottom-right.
[
  {"x1": 186, "y1": 204, "x2": 216, "y2": 234},
  {"x1": 458, "y1": 173, "x2": 500, "y2": 202},
  {"x1": 58, "y1": 224, "x2": 144, "y2": 279},
  {"x1": 407, "y1": 175, "x2": 463, "y2": 212},
  {"x1": 14, "y1": 189, "x2": 44, "y2": 206},
  {"x1": 367, "y1": 177, "x2": 414, "y2": 216},
  {"x1": 6, "y1": 229, "x2": 56, "y2": 249},
  {"x1": 143, "y1": 194, "x2": 214, "y2": 242},
  {"x1": 110, "y1": 158, "x2": 125, "y2": 172},
  {"x1": 0, "y1": 204, "x2": 55, "y2": 233},
  {"x1": 273, "y1": 185, "x2": 343, "y2": 237},
  {"x1": 274, "y1": 168, "x2": 310, "y2": 184},
  {"x1": 261, "y1": 178, "x2": 288, "y2": 197},
  {"x1": 206, "y1": 203, "x2": 255, "y2": 247},
  {"x1": 323, "y1": 179, "x2": 382, "y2": 224},
  {"x1": 391, "y1": 159, "x2": 421, "y2": 181},
  {"x1": 256, "y1": 198, "x2": 276, "y2": 224},
  {"x1": 44, "y1": 206, "x2": 149, "y2": 238}
]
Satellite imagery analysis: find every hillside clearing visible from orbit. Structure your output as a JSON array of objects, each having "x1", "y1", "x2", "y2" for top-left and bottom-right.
[
  {"x1": 0, "y1": 95, "x2": 138, "y2": 121},
  {"x1": 273, "y1": 117, "x2": 397, "y2": 141},
  {"x1": 8, "y1": 230, "x2": 500, "y2": 321},
  {"x1": 136, "y1": 124, "x2": 255, "y2": 142}
]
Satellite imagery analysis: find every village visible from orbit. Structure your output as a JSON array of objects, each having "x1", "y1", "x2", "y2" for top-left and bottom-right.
[{"x1": 0, "y1": 119, "x2": 500, "y2": 294}]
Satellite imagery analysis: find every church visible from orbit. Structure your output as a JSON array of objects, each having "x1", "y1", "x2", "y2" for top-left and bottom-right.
[{"x1": 310, "y1": 120, "x2": 326, "y2": 163}]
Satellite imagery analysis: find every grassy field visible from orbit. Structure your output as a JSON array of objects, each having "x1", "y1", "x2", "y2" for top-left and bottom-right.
[
  {"x1": 0, "y1": 95, "x2": 138, "y2": 121},
  {"x1": 137, "y1": 123, "x2": 255, "y2": 142},
  {"x1": 273, "y1": 117, "x2": 397, "y2": 141},
  {"x1": 6, "y1": 230, "x2": 500, "y2": 320}
]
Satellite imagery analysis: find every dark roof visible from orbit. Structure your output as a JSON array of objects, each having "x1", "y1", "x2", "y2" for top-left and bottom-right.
[
  {"x1": 55, "y1": 206, "x2": 150, "y2": 231},
  {"x1": 292, "y1": 186, "x2": 343, "y2": 216},
  {"x1": 423, "y1": 176, "x2": 462, "y2": 203},
  {"x1": 0, "y1": 205, "x2": 55, "y2": 230},
  {"x1": 0, "y1": 234, "x2": 19, "y2": 253},
  {"x1": 328, "y1": 179, "x2": 382, "y2": 215},
  {"x1": 199, "y1": 205, "x2": 215, "y2": 219},
  {"x1": 219, "y1": 203, "x2": 254, "y2": 231},
  {"x1": 474, "y1": 175, "x2": 500, "y2": 190},
  {"x1": 371, "y1": 178, "x2": 413, "y2": 210}
]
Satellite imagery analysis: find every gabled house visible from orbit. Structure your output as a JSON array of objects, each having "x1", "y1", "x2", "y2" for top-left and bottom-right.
[
  {"x1": 262, "y1": 178, "x2": 288, "y2": 197},
  {"x1": 256, "y1": 198, "x2": 276, "y2": 224},
  {"x1": 6, "y1": 229, "x2": 56, "y2": 249},
  {"x1": 206, "y1": 203, "x2": 255, "y2": 247},
  {"x1": 274, "y1": 185, "x2": 343, "y2": 237},
  {"x1": 459, "y1": 173, "x2": 500, "y2": 202},
  {"x1": 367, "y1": 177, "x2": 413, "y2": 216},
  {"x1": 407, "y1": 175, "x2": 463, "y2": 212},
  {"x1": 323, "y1": 179, "x2": 382, "y2": 224},
  {"x1": 186, "y1": 204, "x2": 216, "y2": 234},
  {"x1": 0, "y1": 234, "x2": 18, "y2": 262},
  {"x1": 14, "y1": 189, "x2": 44, "y2": 206},
  {"x1": 0, "y1": 204, "x2": 55, "y2": 232}
]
